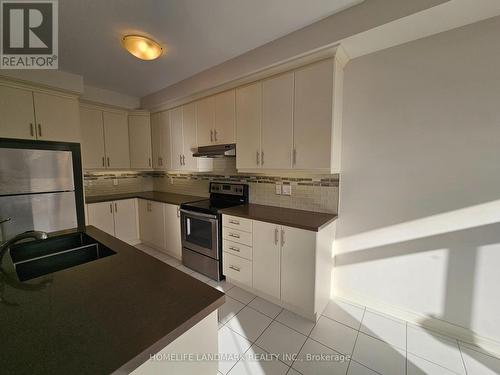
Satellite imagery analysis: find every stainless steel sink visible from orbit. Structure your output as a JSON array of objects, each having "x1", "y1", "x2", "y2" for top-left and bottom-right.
[{"x1": 9, "y1": 233, "x2": 116, "y2": 281}]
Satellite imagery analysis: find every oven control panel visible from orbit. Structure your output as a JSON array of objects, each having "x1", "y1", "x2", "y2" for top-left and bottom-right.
[{"x1": 210, "y1": 183, "x2": 247, "y2": 196}]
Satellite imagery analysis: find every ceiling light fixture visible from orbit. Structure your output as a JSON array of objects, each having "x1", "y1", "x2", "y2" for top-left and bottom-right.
[{"x1": 122, "y1": 35, "x2": 163, "y2": 61}]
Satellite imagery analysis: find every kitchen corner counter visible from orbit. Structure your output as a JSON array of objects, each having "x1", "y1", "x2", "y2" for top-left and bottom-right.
[
  {"x1": 0, "y1": 226, "x2": 224, "y2": 375},
  {"x1": 219, "y1": 204, "x2": 337, "y2": 231},
  {"x1": 85, "y1": 191, "x2": 205, "y2": 205}
]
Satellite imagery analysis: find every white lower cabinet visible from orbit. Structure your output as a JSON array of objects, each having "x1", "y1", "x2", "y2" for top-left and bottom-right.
[
  {"x1": 87, "y1": 201, "x2": 115, "y2": 236},
  {"x1": 138, "y1": 199, "x2": 166, "y2": 250},
  {"x1": 222, "y1": 214, "x2": 335, "y2": 321},
  {"x1": 252, "y1": 221, "x2": 281, "y2": 300},
  {"x1": 164, "y1": 203, "x2": 182, "y2": 259},
  {"x1": 87, "y1": 199, "x2": 139, "y2": 244}
]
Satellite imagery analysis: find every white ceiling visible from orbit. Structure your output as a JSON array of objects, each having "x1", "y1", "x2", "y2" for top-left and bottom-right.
[{"x1": 59, "y1": 0, "x2": 361, "y2": 97}]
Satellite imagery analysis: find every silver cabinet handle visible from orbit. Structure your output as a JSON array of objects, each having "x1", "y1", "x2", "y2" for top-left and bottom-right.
[
  {"x1": 176, "y1": 207, "x2": 180, "y2": 218},
  {"x1": 114, "y1": 203, "x2": 118, "y2": 212},
  {"x1": 148, "y1": 157, "x2": 151, "y2": 167},
  {"x1": 292, "y1": 148, "x2": 297, "y2": 165},
  {"x1": 182, "y1": 155, "x2": 185, "y2": 165},
  {"x1": 29, "y1": 123, "x2": 34, "y2": 137},
  {"x1": 102, "y1": 157, "x2": 105, "y2": 167},
  {"x1": 261, "y1": 150, "x2": 264, "y2": 166},
  {"x1": 214, "y1": 129, "x2": 217, "y2": 142},
  {"x1": 229, "y1": 265, "x2": 240, "y2": 272},
  {"x1": 274, "y1": 227, "x2": 279, "y2": 245},
  {"x1": 281, "y1": 229, "x2": 285, "y2": 246},
  {"x1": 107, "y1": 157, "x2": 110, "y2": 167},
  {"x1": 229, "y1": 246, "x2": 240, "y2": 252},
  {"x1": 37, "y1": 124, "x2": 42, "y2": 137},
  {"x1": 229, "y1": 220, "x2": 240, "y2": 225},
  {"x1": 228, "y1": 233, "x2": 240, "y2": 239},
  {"x1": 109, "y1": 203, "x2": 113, "y2": 214},
  {"x1": 158, "y1": 156, "x2": 161, "y2": 166},
  {"x1": 256, "y1": 151, "x2": 260, "y2": 166},
  {"x1": 210, "y1": 129, "x2": 214, "y2": 142},
  {"x1": 179, "y1": 154, "x2": 182, "y2": 166}
]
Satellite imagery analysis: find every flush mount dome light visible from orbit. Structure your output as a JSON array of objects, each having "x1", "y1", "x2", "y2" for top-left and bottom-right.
[{"x1": 122, "y1": 35, "x2": 163, "y2": 60}]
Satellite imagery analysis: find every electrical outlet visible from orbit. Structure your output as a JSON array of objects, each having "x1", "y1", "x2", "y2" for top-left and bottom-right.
[
  {"x1": 282, "y1": 184, "x2": 292, "y2": 196},
  {"x1": 113, "y1": 178, "x2": 118, "y2": 186},
  {"x1": 275, "y1": 183, "x2": 282, "y2": 195}
]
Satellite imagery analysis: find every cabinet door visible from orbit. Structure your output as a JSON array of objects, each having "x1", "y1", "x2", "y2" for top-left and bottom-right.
[
  {"x1": 293, "y1": 59, "x2": 333, "y2": 170},
  {"x1": 262, "y1": 73, "x2": 293, "y2": 169},
  {"x1": 149, "y1": 201, "x2": 166, "y2": 250},
  {"x1": 33, "y1": 92, "x2": 80, "y2": 142},
  {"x1": 169, "y1": 107, "x2": 184, "y2": 170},
  {"x1": 164, "y1": 204, "x2": 182, "y2": 259},
  {"x1": 182, "y1": 103, "x2": 197, "y2": 170},
  {"x1": 129, "y1": 114, "x2": 152, "y2": 169},
  {"x1": 236, "y1": 82, "x2": 261, "y2": 169},
  {"x1": 252, "y1": 220, "x2": 281, "y2": 299},
  {"x1": 151, "y1": 111, "x2": 170, "y2": 169},
  {"x1": 138, "y1": 199, "x2": 152, "y2": 244},
  {"x1": 281, "y1": 226, "x2": 316, "y2": 314},
  {"x1": 103, "y1": 111, "x2": 130, "y2": 169},
  {"x1": 87, "y1": 202, "x2": 115, "y2": 236},
  {"x1": 214, "y1": 90, "x2": 235, "y2": 144},
  {"x1": 195, "y1": 96, "x2": 215, "y2": 146},
  {"x1": 113, "y1": 199, "x2": 139, "y2": 244},
  {"x1": 80, "y1": 107, "x2": 106, "y2": 169},
  {"x1": 0, "y1": 85, "x2": 36, "y2": 139}
]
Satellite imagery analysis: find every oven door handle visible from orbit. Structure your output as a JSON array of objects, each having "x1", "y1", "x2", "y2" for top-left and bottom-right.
[{"x1": 180, "y1": 209, "x2": 218, "y2": 220}]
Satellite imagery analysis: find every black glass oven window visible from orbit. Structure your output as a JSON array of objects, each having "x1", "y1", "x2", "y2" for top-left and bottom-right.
[{"x1": 186, "y1": 217, "x2": 212, "y2": 249}]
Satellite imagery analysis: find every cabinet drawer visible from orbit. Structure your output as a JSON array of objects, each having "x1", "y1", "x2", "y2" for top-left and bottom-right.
[
  {"x1": 223, "y1": 227, "x2": 252, "y2": 246},
  {"x1": 223, "y1": 252, "x2": 252, "y2": 287},
  {"x1": 223, "y1": 239, "x2": 252, "y2": 260},
  {"x1": 223, "y1": 215, "x2": 252, "y2": 233}
]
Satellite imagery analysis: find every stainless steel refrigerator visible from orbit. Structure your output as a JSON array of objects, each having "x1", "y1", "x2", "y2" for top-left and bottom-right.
[{"x1": 0, "y1": 146, "x2": 79, "y2": 242}]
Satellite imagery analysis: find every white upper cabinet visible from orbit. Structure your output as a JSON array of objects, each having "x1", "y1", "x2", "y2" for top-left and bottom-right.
[
  {"x1": 129, "y1": 113, "x2": 152, "y2": 169},
  {"x1": 169, "y1": 107, "x2": 184, "y2": 170},
  {"x1": 80, "y1": 107, "x2": 106, "y2": 169},
  {"x1": 0, "y1": 85, "x2": 36, "y2": 140},
  {"x1": 236, "y1": 82, "x2": 262, "y2": 170},
  {"x1": 294, "y1": 59, "x2": 339, "y2": 171},
  {"x1": 103, "y1": 111, "x2": 130, "y2": 169},
  {"x1": 151, "y1": 111, "x2": 170, "y2": 169},
  {"x1": 182, "y1": 102, "x2": 198, "y2": 170},
  {"x1": 261, "y1": 72, "x2": 294, "y2": 169},
  {"x1": 33, "y1": 92, "x2": 80, "y2": 143},
  {"x1": 0, "y1": 84, "x2": 80, "y2": 143},
  {"x1": 195, "y1": 96, "x2": 215, "y2": 146},
  {"x1": 214, "y1": 90, "x2": 235, "y2": 144}
]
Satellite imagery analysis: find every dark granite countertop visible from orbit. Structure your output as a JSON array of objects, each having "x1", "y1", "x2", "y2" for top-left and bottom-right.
[
  {"x1": 0, "y1": 226, "x2": 224, "y2": 375},
  {"x1": 219, "y1": 204, "x2": 337, "y2": 231},
  {"x1": 85, "y1": 191, "x2": 205, "y2": 205}
]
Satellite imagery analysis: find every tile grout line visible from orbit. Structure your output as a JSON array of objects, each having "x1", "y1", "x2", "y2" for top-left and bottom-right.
[
  {"x1": 345, "y1": 307, "x2": 366, "y2": 375},
  {"x1": 457, "y1": 340, "x2": 469, "y2": 375}
]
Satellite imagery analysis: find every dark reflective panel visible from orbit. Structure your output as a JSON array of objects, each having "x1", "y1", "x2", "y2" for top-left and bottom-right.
[{"x1": 185, "y1": 217, "x2": 213, "y2": 249}]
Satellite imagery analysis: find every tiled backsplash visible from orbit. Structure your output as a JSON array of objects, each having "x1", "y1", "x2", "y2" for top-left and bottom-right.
[{"x1": 84, "y1": 170, "x2": 339, "y2": 214}]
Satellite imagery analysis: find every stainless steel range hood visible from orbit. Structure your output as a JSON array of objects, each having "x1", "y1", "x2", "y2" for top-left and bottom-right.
[{"x1": 193, "y1": 144, "x2": 236, "y2": 158}]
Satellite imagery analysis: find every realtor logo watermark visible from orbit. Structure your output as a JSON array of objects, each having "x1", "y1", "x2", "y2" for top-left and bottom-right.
[{"x1": 1, "y1": 0, "x2": 58, "y2": 69}]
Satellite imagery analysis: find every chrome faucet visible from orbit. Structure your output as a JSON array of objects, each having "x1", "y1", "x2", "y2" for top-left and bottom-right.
[{"x1": 0, "y1": 231, "x2": 48, "y2": 260}]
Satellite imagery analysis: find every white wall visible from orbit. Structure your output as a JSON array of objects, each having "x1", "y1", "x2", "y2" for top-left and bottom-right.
[
  {"x1": 81, "y1": 85, "x2": 140, "y2": 109},
  {"x1": 335, "y1": 16, "x2": 500, "y2": 344},
  {"x1": 141, "y1": 0, "x2": 449, "y2": 109}
]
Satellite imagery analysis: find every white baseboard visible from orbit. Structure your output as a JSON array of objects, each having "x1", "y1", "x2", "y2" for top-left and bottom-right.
[{"x1": 334, "y1": 287, "x2": 500, "y2": 358}]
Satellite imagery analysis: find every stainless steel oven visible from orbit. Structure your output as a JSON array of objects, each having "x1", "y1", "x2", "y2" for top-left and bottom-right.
[
  {"x1": 180, "y1": 209, "x2": 219, "y2": 259},
  {"x1": 180, "y1": 182, "x2": 249, "y2": 281}
]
